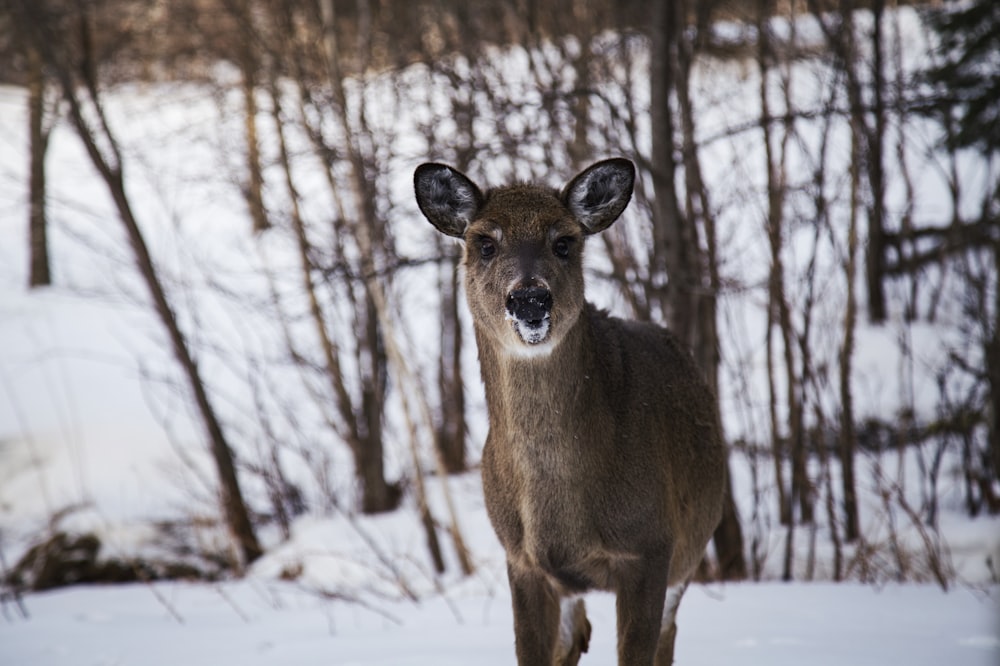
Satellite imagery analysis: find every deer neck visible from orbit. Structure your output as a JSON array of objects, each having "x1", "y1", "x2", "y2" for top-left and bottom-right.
[{"x1": 476, "y1": 307, "x2": 598, "y2": 451}]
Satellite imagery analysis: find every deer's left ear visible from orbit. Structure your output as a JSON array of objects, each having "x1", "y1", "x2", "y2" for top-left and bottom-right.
[{"x1": 561, "y1": 158, "x2": 635, "y2": 234}]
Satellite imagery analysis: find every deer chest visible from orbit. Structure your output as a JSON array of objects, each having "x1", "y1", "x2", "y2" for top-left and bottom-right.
[{"x1": 481, "y1": 433, "x2": 630, "y2": 592}]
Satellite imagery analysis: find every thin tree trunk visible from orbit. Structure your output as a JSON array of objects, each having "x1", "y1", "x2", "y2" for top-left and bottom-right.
[
  {"x1": 288, "y1": 75, "x2": 392, "y2": 512},
  {"x1": 436, "y1": 249, "x2": 467, "y2": 473},
  {"x1": 818, "y1": 406, "x2": 844, "y2": 581},
  {"x1": 781, "y1": 508, "x2": 795, "y2": 581},
  {"x1": 840, "y1": 110, "x2": 862, "y2": 542},
  {"x1": 809, "y1": 0, "x2": 887, "y2": 323},
  {"x1": 101, "y1": 159, "x2": 263, "y2": 567},
  {"x1": 430, "y1": 50, "x2": 476, "y2": 476},
  {"x1": 784, "y1": 304, "x2": 812, "y2": 525},
  {"x1": 866, "y1": 0, "x2": 888, "y2": 322},
  {"x1": 74, "y1": 106, "x2": 262, "y2": 566},
  {"x1": 240, "y1": 44, "x2": 269, "y2": 234},
  {"x1": 266, "y1": 69, "x2": 360, "y2": 459},
  {"x1": 990, "y1": 240, "x2": 1000, "y2": 483},
  {"x1": 757, "y1": 0, "x2": 792, "y2": 527},
  {"x1": 758, "y1": 35, "x2": 811, "y2": 527},
  {"x1": 649, "y1": 0, "x2": 686, "y2": 325},
  {"x1": 27, "y1": 44, "x2": 51, "y2": 288},
  {"x1": 653, "y1": 0, "x2": 746, "y2": 581},
  {"x1": 834, "y1": 0, "x2": 863, "y2": 543}
]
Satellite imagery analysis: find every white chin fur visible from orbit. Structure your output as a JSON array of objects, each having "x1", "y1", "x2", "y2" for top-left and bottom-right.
[
  {"x1": 515, "y1": 318, "x2": 550, "y2": 345},
  {"x1": 504, "y1": 317, "x2": 556, "y2": 358}
]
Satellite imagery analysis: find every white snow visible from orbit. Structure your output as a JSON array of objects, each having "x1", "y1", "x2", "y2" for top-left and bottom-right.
[{"x1": 1, "y1": 580, "x2": 997, "y2": 665}]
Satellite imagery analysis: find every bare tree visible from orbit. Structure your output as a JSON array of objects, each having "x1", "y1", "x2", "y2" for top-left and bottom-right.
[
  {"x1": 757, "y1": 0, "x2": 793, "y2": 529},
  {"x1": 435, "y1": 241, "x2": 467, "y2": 473},
  {"x1": 839, "y1": 20, "x2": 862, "y2": 542},
  {"x1": 649, "y1": 0, "x2": 747, "y2": 581},
  {"x1": 239, "y1": 33, "x2": 269, "y2": 234},
  {"x1": 224, "y1": 0, "x2": 403, "y2": 515},
  {"x1": 315, "y1": 0, "x2": 397, "y2": 514},
  {"x1": 230, "y1": 0, "x2": 271, "y2": 234},
  {"x1": 26, "y1": 42, "x2": 53, "y2": 288},
  {"x1": 12, "y1": 0, "x2": 263, "y2": 565},
  {"x1": 914, "y1": 0, "x2": 1000, "y2": 502}
]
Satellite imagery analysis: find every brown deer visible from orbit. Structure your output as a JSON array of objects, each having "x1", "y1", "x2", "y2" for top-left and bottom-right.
[{"x1": 414, "y1": 158, "x2": 725, "y2": 665}]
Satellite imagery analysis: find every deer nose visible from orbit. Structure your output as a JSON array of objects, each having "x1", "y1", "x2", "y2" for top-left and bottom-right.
[{"x1": 506, "y1": 286, "x2": 552, "y2": 326}]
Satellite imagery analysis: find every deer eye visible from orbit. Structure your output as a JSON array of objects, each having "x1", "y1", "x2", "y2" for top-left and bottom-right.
[
  {"x1": 552, "y1": 236, "x2": 573, "y2": 259},
  {"x1": 478, "y1": 236, "x2": 496, "y2": 260}
]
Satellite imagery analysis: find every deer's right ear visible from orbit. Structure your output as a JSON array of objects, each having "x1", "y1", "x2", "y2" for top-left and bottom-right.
[{"x1": 414, "y1": 163, "x2": 484, "y2": 238}]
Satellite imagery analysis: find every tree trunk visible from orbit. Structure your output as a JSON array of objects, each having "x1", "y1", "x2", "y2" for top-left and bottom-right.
[
  {"x1": 815, "y1": 0, "x2": 867, "y2": 542},
  {"x1": 105, "y1": 167, "x2": 263, "y2": 565},
  {"x1": 809, "y1": 0, "x2": 888, "y2": 324},
  {"x1": 652, "y1": 0, "x2": 746, "y2": 581},
  {"x1": 757, "y1": 0, "x2": 793, "y2": 527},
  {"x1": 650, "y1": 0, "x2": 691, "y2": 334},
  {"x1": 240, "y1": 44, "x2": 269, "y2": 234},
  {"x1": 865, "y1": 0, "x2": 888, "y2": 323},
  {"x1": 840, "y1": 99, "x2": 863, "y2": 542},
  {"x1": 27, "y1": 44, "x2": 51, "y2": 288},
  {"x1": 436, "y1": 248, "x2": 467, "y2": 473},
  {"x1": 988, "y1": 241, "x2": 1000, "y2": 485},
  {"x1": 82, "y1": 132, "x2": 262, "y2": 566},
  {"x1": 359, "y1": 293, "x2": 394, "y2": 513}
]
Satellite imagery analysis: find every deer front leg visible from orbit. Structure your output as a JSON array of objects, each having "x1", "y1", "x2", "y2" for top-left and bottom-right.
[
  {"x1": 615, "y1": 555, "x2": 670, "y2": 666},
  {"x1": 508, "y1": 562, "x2": 561, "y2": 665}
]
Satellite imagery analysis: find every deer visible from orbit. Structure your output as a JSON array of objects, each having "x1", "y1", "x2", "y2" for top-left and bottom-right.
[{"x1": 414, "y1": 158, "x2": 725, "y2": 665}]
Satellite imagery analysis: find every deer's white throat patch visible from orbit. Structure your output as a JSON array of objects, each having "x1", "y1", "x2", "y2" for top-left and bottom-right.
[
  {"x1": 506, "y1": 311, "x2": 551, "y2": 344},
  {"x1": 503, "y1": 311, "x2": 555, "y2": 358}
]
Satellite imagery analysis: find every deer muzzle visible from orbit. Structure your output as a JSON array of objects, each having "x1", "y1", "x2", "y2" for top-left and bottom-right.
[{"x1": 505, "y1": 285, "x2": 553, "y2": 344}]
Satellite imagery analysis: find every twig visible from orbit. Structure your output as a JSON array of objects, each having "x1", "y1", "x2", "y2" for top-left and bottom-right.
[
  {"x1": 304, "y1": 583, "x2": 403, "y2": 627},
  {"x1": 213, "y1": 583, "x2": 252, "y2": 623},
  {"x1": 144, "y1": 581, "x2": 185, "y2": 625}
]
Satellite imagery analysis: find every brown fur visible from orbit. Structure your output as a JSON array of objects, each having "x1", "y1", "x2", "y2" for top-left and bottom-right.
[{"x1": 415, "y1": 159, "x2": 725, "y2": 665}]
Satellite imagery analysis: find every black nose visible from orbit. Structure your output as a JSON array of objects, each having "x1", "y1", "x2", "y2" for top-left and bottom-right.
[{"x1": 506, "y1": 286, "x2": 552, "y2": 326}]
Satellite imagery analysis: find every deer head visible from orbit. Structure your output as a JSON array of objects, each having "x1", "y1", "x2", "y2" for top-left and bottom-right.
[{"x1": 414, "y1": 158, "x2": 635, "y2": 357}]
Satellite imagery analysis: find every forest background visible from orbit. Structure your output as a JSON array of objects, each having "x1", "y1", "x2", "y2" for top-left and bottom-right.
[{"x1": 1, "y1": 0, "x2": 999, "y2": 609}]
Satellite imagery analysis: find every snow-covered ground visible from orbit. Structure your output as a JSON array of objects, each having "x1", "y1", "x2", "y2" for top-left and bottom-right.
[{"x1": 2, "y1": 579, "x2": 998, "y2": 665}]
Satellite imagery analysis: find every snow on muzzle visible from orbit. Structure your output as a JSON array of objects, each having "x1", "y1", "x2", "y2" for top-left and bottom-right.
[{"x1": 505, "y1": 286, "x2": 553, "y2": 345}]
